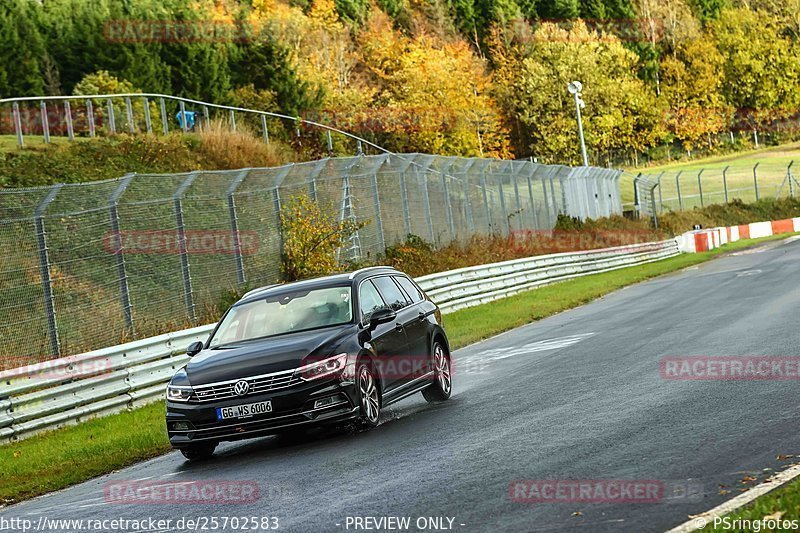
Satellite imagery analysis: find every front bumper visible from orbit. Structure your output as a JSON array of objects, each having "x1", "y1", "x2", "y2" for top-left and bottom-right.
[{"x1": 166, "y1": 379, "x2": 359, "y2": 447}]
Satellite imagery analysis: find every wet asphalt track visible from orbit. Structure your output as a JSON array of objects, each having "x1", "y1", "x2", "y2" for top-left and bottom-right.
[{"x1": 4, "y1": 237, "x2": 800, "y2": 532}]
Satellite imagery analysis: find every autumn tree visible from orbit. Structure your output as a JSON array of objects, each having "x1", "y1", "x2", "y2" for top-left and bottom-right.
[
  {"x1": 498, "y1": 20, "x2": 664, "y2": 164},
  {"x1": 358, "y1": 10, "x2": 511, "y2": 157}
]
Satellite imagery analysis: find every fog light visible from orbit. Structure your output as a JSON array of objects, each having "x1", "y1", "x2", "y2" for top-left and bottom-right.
[
  {"x1": 173, "y1": 421, "x2": 191, "y2": 431},
  {"x1": 314, "y1": 397, "x2": 337, "y2": 409}
]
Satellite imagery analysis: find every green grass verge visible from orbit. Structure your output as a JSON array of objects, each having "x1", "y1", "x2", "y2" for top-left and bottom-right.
[
  {"x1": 0, "y1": 401, "x2": 170, "y2": 505},
  {"x1": 0, "y1": 233, "x2": 793, "y2": 507},
  {"x1": 708, "y1": 478, "x2": 800, "y2": 531}
]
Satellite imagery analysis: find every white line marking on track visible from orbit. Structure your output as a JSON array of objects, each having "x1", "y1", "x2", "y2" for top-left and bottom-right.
[
  {"x1": 459, "y1": 333, "x2": 595, "y2": 367},
  {"x1": 667, "y1": 463, "x2": 800, "y2": 532},
  {"x1": 77, "y1": 502, "x2": 107, "y2": 509}
]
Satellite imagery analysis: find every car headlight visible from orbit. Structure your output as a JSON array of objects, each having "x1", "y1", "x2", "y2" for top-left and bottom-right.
[
  {"x1": 296, "y1": 353, "x2": 348, "y2": 381},
  {"x1": 167, "y1": 385, "x2": 194, "y2": 402}
]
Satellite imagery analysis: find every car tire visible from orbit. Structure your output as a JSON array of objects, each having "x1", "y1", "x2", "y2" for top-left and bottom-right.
[
  {"x1": 356, "y1": 361, "x2": 381, "y2": 428},
  {"x1": 423, "y1": 339, "x2": 452, "y2": 402},
  {"x1": 180, "y1": 442, "x2": 217, "y2": 461}
]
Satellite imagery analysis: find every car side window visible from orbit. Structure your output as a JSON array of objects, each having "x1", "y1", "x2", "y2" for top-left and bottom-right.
[
  {"x1": 371, "y1": 276, "x2": 410, "y2": 311},
  {"x1": 393, "y1": 275, "x2": 423, "y2": 303},
  {"x1": 359, "y1": 280, "x2": 386, "y2": 323}
]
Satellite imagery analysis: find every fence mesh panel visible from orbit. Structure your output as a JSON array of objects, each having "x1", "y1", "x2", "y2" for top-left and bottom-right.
[{"x1": 0, "y1": 154, "x2": 621, "y2": 368}]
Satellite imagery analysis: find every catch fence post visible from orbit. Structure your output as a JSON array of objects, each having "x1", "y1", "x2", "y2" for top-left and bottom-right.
[
  {"x1": 34, "y1": 184, "x2": 64, "y2": 356},
  {"x1": 108, "y1": 174, "x2": 135, "y2": 331}
]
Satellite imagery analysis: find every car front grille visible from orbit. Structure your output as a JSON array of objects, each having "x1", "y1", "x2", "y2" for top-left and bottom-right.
[{"x1": 192, "y1": 368, "x2": 303, "y2": 402}]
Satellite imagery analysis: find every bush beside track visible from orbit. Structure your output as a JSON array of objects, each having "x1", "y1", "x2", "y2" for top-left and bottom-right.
[{"x1": 1, "y1": 233, "x2": 794, "y2": 506}]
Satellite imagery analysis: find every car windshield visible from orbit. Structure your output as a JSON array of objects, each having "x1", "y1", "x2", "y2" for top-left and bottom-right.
[{"x1": 208, "y1": 286, "x2": 353, "y2": 347}]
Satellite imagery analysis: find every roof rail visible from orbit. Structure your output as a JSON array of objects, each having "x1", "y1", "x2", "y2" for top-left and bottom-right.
[
  {"x1": 240, "y1": 284, "x2": 280, "y2": 299},
  {"x1": 348, "y1": 266, "x2": 397, "y2": 279}
]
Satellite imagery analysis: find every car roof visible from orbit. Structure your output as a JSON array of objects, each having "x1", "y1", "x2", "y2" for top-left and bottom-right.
[{"x1": 236, "y1": 266, "x2": 401, "y2": 306}]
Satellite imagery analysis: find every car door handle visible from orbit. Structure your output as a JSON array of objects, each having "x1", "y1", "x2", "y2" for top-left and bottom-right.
[
  {"x1": 418, "y1": 311, "x2": 426, "y2": 321},
  {"x1": 395, "y1": 323, "x2": 404, "y2": 332}
]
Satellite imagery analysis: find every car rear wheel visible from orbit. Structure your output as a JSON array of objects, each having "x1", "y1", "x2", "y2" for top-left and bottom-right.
[
  {"x1": 423, "y1": 340, "x2": 452, "y2": 402},
  {"x1": 180, "y1": 442, "x2": 217, "y2": 461},
  {"x1": 356, "y1": 362, "x2": 381, "y2": 428}
]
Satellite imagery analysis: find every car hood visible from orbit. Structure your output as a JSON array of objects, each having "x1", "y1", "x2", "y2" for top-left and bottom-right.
[{"x1": 185, "y1": 324, "x2": 355, "y2": 385}]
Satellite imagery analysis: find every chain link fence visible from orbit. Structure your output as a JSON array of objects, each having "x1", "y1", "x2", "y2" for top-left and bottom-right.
[
  {"x1": 628, "y1": 160, "x2": 799, "y2": 214},
  {"x1": 0, "y1": 153, "x2": 621, "y2": 368}
]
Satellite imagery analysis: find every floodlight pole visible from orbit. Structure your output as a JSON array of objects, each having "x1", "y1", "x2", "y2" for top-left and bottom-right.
[{"x1": 570, "y1": 82, "x2": 589, "y2": 167}]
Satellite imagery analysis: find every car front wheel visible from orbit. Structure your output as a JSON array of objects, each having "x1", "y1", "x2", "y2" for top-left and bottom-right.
[
  {"x1": 423, "y1": 340, "x2": 452, "y2": 402},
  {"x1": 357, "y1": 362, "x2": 381, "y2": 428}
]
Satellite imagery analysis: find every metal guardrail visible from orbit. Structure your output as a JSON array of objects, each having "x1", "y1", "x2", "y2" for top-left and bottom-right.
[
  {"x1": 416, "y1": 239, "x2": 679, "y2": 312},
  {"x1": 0, "y1": 240, "x2": 677, "y2": 443}
]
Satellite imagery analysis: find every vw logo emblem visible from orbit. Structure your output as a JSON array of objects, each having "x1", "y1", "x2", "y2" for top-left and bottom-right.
[{"x1": 233, "y1": 380, "x2": 250, "y2": 396}]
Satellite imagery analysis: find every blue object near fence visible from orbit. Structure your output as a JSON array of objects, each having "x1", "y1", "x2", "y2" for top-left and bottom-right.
[{"x1": 176, "y1": 110, "x2": 196, "y2": 130}]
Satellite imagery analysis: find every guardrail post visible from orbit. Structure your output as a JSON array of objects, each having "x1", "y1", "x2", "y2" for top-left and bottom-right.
[
  {"x1": 34, "y1": 184, "x2": 64, "y2": 357},
  {"x1": 399, "y1": 171, "x2": 411, "y2": 236},
  {"x1": 109, "y1": 174, "x2": 135, "y2": 331},
  {"x1": 675, "y1": 171, "x2": 683, "y2": 210},
  {"x1": 753, "y1": 163, "x2": 760, "y2": 201},
  {"x1": 261, "y1": 115, "x2": 269, "y2": 144},
  {"x1": 372, "y1": 173, "x2": 386, "y2": 252},
  {"x1": 125, "y1": 97, "x2": 135, "y2": 134},
  {"x1": 226, "y1": 169, "x2": 250, "y2": 285},
  {"x1": 64, "y1": 101, "x2": 74, "y2": 141},
  {"x1": 174, "y1": 173, "x2": 198, "y2": 321},
  {"x1": 40, "y1": 101, "x2": 50, "y2": 144},
  {"x1": 202, "y1": 106, "x2": 210, "y2": 130},
  {"x1": 723, "y1": 166, "x2": 729, "y2": 203},
  {"x1": 12, "y1": 102, "x2": 24, "y2": 148},
  {"x1": 657, "y1": 172, "x2": 664, "y2": 212},
  {"x1": 326, "y1": 130, "x2": 333, "y2": 153},
  {"x1": 789, "y1": 161, "x2": 795, "y2": 198},
  {"x1": 697, "y1": 169, "x2": 705, "y2": 208},
  {"x1": 229, "y1": 109, "x2": 236, "y2": 132},
  {"x1": 106, "y1": 98, "x2": 116, "y2": 134},
  {"x1": 159, "y1": 97, "x2": 168, "y2": 134},
  {"x1": 143, "y1": 97, "x2": 152, "y2": 133},
  {"x1": 179, "y1": 101, "x2": 188, "y2": 133},
  {"x1": 86, "y1": 99, "x2": 96, "y2": 138}
]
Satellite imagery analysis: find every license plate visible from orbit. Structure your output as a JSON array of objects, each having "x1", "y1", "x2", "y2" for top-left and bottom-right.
[{"x1": 216, "y1": 401, "x2": 272, "y2": 420}]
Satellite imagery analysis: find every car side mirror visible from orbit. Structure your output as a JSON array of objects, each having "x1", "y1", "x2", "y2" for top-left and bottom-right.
[
  {"x1": 186, "y1": 341, "x2": 204, "y2": 357},
  {"x1": 368, "y1": 307, "x2": 396, "y2": 330}
]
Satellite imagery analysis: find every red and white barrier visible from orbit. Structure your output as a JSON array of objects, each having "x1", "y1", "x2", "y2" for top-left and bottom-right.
[{"x1": 678, "y1": 217, "x2": 800, "y2": 253}]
